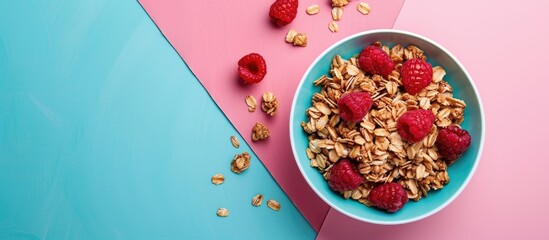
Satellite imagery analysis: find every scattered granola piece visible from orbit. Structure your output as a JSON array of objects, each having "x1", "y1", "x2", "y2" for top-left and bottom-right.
[
  {"x1": 285, "y1": 30, "x2": 307, "y2": 47},
  {"x1": 252, "y1": 194, "x2": 264, "y2": 207},
  {"x1": 216, "y1": 208, "x2": 229, "y2": 217},
  {"x1": 292, "y1": 33, "x2": 308, "y2": 47},
  {"x1": 306, "y1": 4, "x2": 320, "y2": 15},
  {"x1": 285, "y1": 29, "x2": 298, "y2": 43},
  {"x1": 252, "y1": 122, "x2": 270, "y2": 141},
  {"x1": 211, "y1": 173, "x2": 225, "y2": 185},
  {"x1": 261, "y1": 92, "x2": 279, "y2": 116},
  {"x1": 231, "y1": 152, "x2": 251, "y2": 174},
  {"x1": 267, "y1": 199, "x2": 281, "y2": 211},
  {"x1": 357, "y1": 2, "x2": 371, "y2": 15},
  {"x1": 328, "y1": 21, "x2": 339, "y2": 33},
  {"x1": 230, "y1": 136, "x2": 240, "y2": 148},
  {"x1": 245, "y1": 95, "x2": 257, "y2": 112},
  {"x1": 331, "y1": 7, "x2": 343, "y2": 21}
]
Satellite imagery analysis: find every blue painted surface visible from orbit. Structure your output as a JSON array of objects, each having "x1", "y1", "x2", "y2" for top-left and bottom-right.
[{"x1": 0, "y1": 0, "x2": 315, "y2": 239}]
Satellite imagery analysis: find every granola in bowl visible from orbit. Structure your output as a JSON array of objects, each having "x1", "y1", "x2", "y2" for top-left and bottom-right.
[
  {"x1": 290, "y1": 30, "x2": 484, "y2": 223},
  {"x1": 302, "y1": 41, "x2": 468, "y2": 209}
]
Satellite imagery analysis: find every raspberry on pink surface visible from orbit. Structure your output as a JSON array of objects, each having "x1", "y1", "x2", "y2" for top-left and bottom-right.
[
  {"x1": 328, "y1": 159, "x2": 364, "y2": 192},
  {"x1": 401, "y1": 58, "x2": 433, "y2": 95},
  {"x1": 238, "y1": 53, "x2": 267, "y2": 84},
  {"x1": 367, "y1": 182, "x2": 408, "y2": 213},
  {"x1": 337, "y1": 92, "x2": 373, "y2": 122},
  {"x1": 269, "y1": 0, "x2": 299, "y2": 27},
  {"x1": 397, "y1": 109, "x2": 436, "y2": 143},
  {"x1": 357, "y1": 45, "x2": 395, "y2": 77}
]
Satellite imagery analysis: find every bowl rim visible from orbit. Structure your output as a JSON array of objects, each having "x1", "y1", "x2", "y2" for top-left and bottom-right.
[{"x1": 289, "y1": 29, "x2": 486, "y2": 225}]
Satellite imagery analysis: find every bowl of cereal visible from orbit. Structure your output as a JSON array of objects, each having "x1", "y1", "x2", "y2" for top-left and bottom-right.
[{"x1": 289, "y1": 29, "x2": 485, "y2": 224}]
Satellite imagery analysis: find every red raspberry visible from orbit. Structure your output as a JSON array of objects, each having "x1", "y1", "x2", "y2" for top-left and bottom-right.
[
  {"x1": 401, "y1": 58, "x2": 433, "y2": 95},
  {"x1": 367, "y1": 182, "x2": 409, "y2": 212},
  {"x1": 397, "y1": 109, "x2": 435, "y2": 143},
  {"x1": 238, "y1": 53, "x2": 267, "y2": 84},
  {"x1": 338, "y1": 92, "x2": 373, "y2": 122},
  {"x1": 358, "y1": 45, "x2": 395, "y2": 77},
  {"x1": 269, "y1": 0, "x2": 298, "y2": 27},
  {"x1": 328, "y1": 159, "x2": 364, "y2": 192},
  {"x1": 436, "y1": 126, "x2": 471, "y2": 163}
]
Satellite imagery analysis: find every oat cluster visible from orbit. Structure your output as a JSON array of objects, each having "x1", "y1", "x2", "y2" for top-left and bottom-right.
[
  {"x1": 252, "y1": 122, "x2": 271, "y2": 142},
  {"x1": 302, "y1": 42, "x2": 466, "y2": 203},
  {"x1": 285, "y1": 29, "x2": 308, "y2": 47},
  {"x1": 231, "y1": 152, "x2": 251, "y2": 174},
  {"x1": 261, "y1": 92, "x2": 279, "y2": 116}
]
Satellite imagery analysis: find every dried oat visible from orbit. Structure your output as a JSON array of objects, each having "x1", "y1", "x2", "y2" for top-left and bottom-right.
[
  {"x1": 267, "y1": 199, "x2": 281, "y2": 211},
  {"x1": 230, "y1": 136, "x2": 240, "y2": 148},
  {"x1": 231, "y1": 152, "x2": 251, "y2": 174},
  {"x1": 216, "y1": 208, "x2": 229, "y2": 217},
  {"x1": 245, "y1": 95, "x2": 257, "y2": 112},
  {"x1": 351, "y1": 189, "x2": 362, "y2": 199},
  {"x1": 332, "y1": 7, "x2": 343, "y2": 21},
  {"x1": 386, "y1": 81, "x2": 398, "y2": 96},
  {"x1": 211, "y1": 173, "x2": 225, "y2": 185},
  {"x1": 328, "y1": 21, "x2": 339, "y2": 33},
  {"x1": 252, "y1": 194, "x2": 263, "y2": 207},
  {"x1": 252, "y1": 122, "x2": 270, "y2": 141},
  {"x1": 261, "y1": 92, "x2": 279, "y2": 116},
  {"x1": 306, "y1": 4, "x2": 320, "y2": 15},
  {"x1": 432, "y1": 66, "x2": 446, "y2": 83},
  {"x1": 346, "y1": 64, "x2": 361, "y2": 76},
  {"x1": 357, "y1": 2, "x2": 371, "y2": 15},
  {"x1": 374, "y1": 128, "x2": 390, "y2": 137},
  {"x1": 285, "y1": 29, "x2": 297, "y2": 43}
]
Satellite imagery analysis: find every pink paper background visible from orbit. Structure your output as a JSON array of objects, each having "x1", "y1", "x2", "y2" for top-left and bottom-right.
[
  {"x1": 317, "y1": 0, "x2": 549, "y2": 239},
  {"x1": 139, "y1": 0, "x2": 405, "y2": 231}
]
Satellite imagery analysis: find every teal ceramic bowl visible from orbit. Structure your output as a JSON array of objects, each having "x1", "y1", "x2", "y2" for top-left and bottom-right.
[{"x1": 290, "y1": 29, "x2": 485, "y2": 224}]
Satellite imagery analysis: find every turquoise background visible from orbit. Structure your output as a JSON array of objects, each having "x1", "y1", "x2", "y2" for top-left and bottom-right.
[{"x1": 0, "y1": 0, "x2": 315, "y2": 239}]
